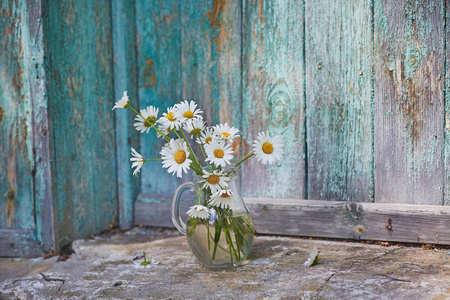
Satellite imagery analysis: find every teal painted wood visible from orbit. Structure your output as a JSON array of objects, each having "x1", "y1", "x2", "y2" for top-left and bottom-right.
[
  {"x1": 445, "y1": 1, "x2": 450, "y2": 207},
  {"x1": 0, "y1": 230, "x2": 42, "y2": 258},
  {"x1": 0, "y1": 0, "x2": 35, "y2": 231},
  {"x1": 305, "y1": 0, "x2": 374, "y2": 202},
  {"x1": 112, "y1": 0, "x2": 140, "y2": 230},
  {"x1": 45, "y1": 0, "x2": 117, "y2": 246},
  {"x1": 29, "y1": 0, "x2": 57, "y2": 252},
  {"x1": 374, "y1": 0, "x2": 445, "y2": 205},
  {"x1": 135, "y1": 0, "x2": 182, "y2": 199},
  {"x1": 241, "y1": 0, "x2": 306, "y2": 199},
  {"x1": 180, "y1": 0, "x2": 242, "y2": 128}
]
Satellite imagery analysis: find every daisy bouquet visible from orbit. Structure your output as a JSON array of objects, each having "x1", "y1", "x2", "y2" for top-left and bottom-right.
[{"x1": 113, "y1": 92, "x2": 284, "y2": 266}]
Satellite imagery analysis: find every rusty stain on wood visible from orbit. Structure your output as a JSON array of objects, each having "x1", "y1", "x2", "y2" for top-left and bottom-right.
[
  {"x1": 206, "y1": 0, "x2": 226, "y2": 28},
  {"x1": 0, "y1": 104, "x2": 4, "y2": 123},
  {"x1": 143, "y1": 57, "x2": 156, "y2": 88}
]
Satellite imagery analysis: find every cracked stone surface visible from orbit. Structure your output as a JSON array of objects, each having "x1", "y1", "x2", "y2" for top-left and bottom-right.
[{"x1": 1, "y1": 227, "x2": 450, "y2": 299}]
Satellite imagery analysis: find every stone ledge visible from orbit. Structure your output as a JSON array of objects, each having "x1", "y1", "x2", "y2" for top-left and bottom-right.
[{"x1": 1, "y1": 228, "x2": 449, "y2": 299}]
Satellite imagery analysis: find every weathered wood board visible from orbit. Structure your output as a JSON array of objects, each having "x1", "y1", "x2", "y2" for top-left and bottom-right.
[
  {"x1": 135, "y1": 0, "x2": 183, "y2": 197},
  {"x1": 44, "y1": 0, "x2": 117, "y2": 246},
  {"x1": 305, "y1": 0, "x2": 374, "y2": 202},
  {"x1": 241, "y1": 0, "x2": 306, "y2": 199},
  {"x1": 0, "y1": 0, "x2": 35, "y2": 232},
  {"x1": 112, "y1": 0, "x2": 140, "y2": 230},
  {"x1": 374, "y1": 0, "x2": 445, "y2": 205},
  {"x1": 445, "y1": 1, "x2": 450, "y2": 206}
]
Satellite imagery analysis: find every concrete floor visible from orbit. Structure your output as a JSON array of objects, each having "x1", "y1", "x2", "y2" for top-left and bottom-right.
[{"x1": 1, "y1": 227, "x2": 449, "y2": 300}]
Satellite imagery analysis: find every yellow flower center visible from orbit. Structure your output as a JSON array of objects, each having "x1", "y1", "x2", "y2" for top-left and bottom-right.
[
  {"x1": 166, "y1": 112, "x2": 176, "y2": 121},
  {"x1": 174, "y1": 150, "x2": 186, "y2": 164},
  {"x1": 214, "y1": 149, "x2": 224, "y2": 158},
  {"x1": 262, "y1": 142, "x2": 274, "y2": 154},
  {"x1": 208, "y1": 175, "x2": 220, "y2": 185},
  {"x1": 205, "y1": 137, "x2": 212, "y2": 144},
  {"x1": 183, "y1": 111, "x2": 194, "y2": 119},
  {"x1": 145, "y1": 116, "x2": 157, "y2": 127},
  {"x1": 220, "y1": 193, "x2": 230, "y2": 198},
  {"x1": 222, "y1": 132, "x2": 230, "y2": 138}
]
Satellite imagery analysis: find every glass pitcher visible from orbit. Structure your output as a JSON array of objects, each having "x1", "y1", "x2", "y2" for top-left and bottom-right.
[{"x1": 171, "y1": 170, "x2": 255, "y2": 269}]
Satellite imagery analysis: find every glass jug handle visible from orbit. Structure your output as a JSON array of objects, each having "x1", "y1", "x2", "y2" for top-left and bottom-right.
[{"x1": 171, "y1": 182, "x2": 193, "y2": 235}]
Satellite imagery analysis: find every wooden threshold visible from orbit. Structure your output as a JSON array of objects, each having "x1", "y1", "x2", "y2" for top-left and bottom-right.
[
  {"x1": 0, "y1": 229, "x2": 44, "y2": 257},
  {"x1": 135, "y1": 195, "x2": 450, "y2": 245}
]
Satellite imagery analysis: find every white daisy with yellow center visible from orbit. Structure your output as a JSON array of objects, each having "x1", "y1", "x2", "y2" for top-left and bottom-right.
[
  {"x1": 209, "y1": 190, "x2": 235, "y2": 209},
  {"x1": 214, "y1": 123, "x2": 240, "y2": 143},
  {"x1": 183, "y1": 117, "x2": 205, "y2": 138},
  {"x1": 130, "y1": 147, "x2": 144, "y2": 176},
  {"x1": 175, "y1": 100, "x2": 203, "y2": 123},
  {"x1": 156, "y1": 123, "x2": 175, "y2": 139},
  {"x1": 160, "y1": 139, "x2": 192, "y2": 178},
  {"x1": 197, "y1": 127, "x2": 217, "y2": 145},
  {"x1": 112, "y1": 91, "x2": 130, "y2": 110},
  {"x1": 205, "y1": 139, "x2": 234, "y2": 168},
  {"x1": 201, "y1": 169, "x2": 230, "y2": 193},
  {"x1": 133, "y1": 105, "x2": 159, "y2": 133},
  {"x1": 252, "y1": 131, "x2": 284, "y2": 165},
  {"x1": 159, "y1": 106, "x2": 181, "y2": 130},
  {"x1": 186, "y1": 205, "x2": 210, "y2": 219}
]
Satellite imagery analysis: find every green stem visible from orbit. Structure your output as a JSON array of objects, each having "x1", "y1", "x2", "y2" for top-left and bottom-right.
[
  {"x1": 144, "y1": 159, "x2": 163, "y2": 162},
  {"x1": 196, "y1": 134, "x2": 211, "y2": 171},
  {"x1": 235, "y1": 151, "x2": 255, "y2": 169}
]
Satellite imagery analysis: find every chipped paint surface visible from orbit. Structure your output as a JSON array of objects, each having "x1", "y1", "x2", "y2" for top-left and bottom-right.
[{"x1": 374, "y1": 0, "x2": 445, "y2": 205}]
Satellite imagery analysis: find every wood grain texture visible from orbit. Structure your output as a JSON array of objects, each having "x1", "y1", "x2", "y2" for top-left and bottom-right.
[
  {"x1": 135, "y1": 0, "x2": 183, "y2": 199},
  {"x1": 180, "y1": 0, "x2": 241, "y2": 127},
  {"x1": 374, "y1": 0, "x2": 445, "y2": 204},
  {"x1": 445, "y1": 1, "x2": 450, "y2": 206},
  {"x1": 29, "y1": 0, "x2": 57, "y2": 252},
  {"x1": 0, "y1": 230, "x2": 43, "y2": 258},
  {"x1": 112, "y1": 0, "x2": 140, "y2": 230},
  {"x1": 135, "y1": 197, "x2": 450, "y2": 245},
  {"x1": 0, "y1": 0, "x2": 35, "y2": 231},
  {"x1": 45, "y1": 0, "x2": 117, "y2": 246},
  {"x1": 241, "y1": 0, "x2": 306, "y2": 199},
  {"x1": 306, "y1": 0, "x2": 374, "y2": 202}
]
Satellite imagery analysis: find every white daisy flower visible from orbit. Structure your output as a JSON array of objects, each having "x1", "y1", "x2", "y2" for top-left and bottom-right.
[
  {"x1": 130, "y1": 147, "x2": 144, "y2": 176},
  {"x1": 209, "y1": 190, "x2": 235, "y2": 209},
  {"x1": 183, "y1": 117, "x2": 205, "y2": 138},
  {"x1": 205, "y1": 139, "x2": 234, "y2": 168},
  {"x1": 160, "y1": 139, "x2": 192, "y2": 178},
  {"x1": 213, "y1": 123, "x2": 240, "y2": 143},
  {"x1": 197, "y1": 127, "x2": 217, "y2": 145},
  {"x1": 252, "y1": 131, "x2": 284, "y2": 165},
  {"x1": 159, "y1": 106, "x2": 181, "y2": 130},
  {"x1": 186, "y1": 205, "x2": 210, "y2": 219},
  {"x1": 112, "y1": 91, "x2": 130, "y2": 110},
  {"x1": 303, "y1": 247, "x2": 321, "y2": 267},
  {"x1": 133, "y1": 105, "x2": 159, "y2": 133},
  {"x1": 201, "y1": 169, "x2": 230, "y2": 193},
  {"x1": 156, "y1": 123, "x2": 174, "y2": 139},
  {"x1": 175, "y1": 100, "x2": 203, "y2": 123}
]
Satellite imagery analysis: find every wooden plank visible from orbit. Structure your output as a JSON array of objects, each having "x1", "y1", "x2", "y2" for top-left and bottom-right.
[
  {"x1": 111, "y1": 0, "x2": 140, "y2": 230},
  {"x1": 0, "y1": 0, "x2": 35, "y2": 231},
  {"x1": 305, "y1": 0, "x2": 374, "y2": 202},
  {"x1": 28, "y1": 0, "x2": 57, "y2": 252},
  {"x1": 374, "y1": 0, "x2": 445, "y2": 204},
  {"x1": 45, "y1": 0, "x2": 117, "y2": 245},
  {"x1": 135, "y1": 0, "x2": 183, "y2": 196},
  {"x1": 0, "y1": 230, "x2": 43, "y2": 258},
  {"x1": 445, "y1": 1, "x2": 450, "y2": 206},
  {"x1": 134, "y1": 194, "x2": 190, "y2": 227},
  {"x1": 180, "y1": 0, "x2": 241, "y2": 127},
  {"x1": 135, "y1": 197, "x2": 450, "y2": 245},
  {"x1": 241, "y1": 0, "x2": 306, "y2": 198}
]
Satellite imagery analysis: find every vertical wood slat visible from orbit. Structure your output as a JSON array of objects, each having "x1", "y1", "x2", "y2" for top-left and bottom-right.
[
  {"x1": 305, "y1": 0, "x2": 374, "y2": 202},
  {"x1": 0, "y1": 0, "x2": 35, "y2": 231},
  {"x1": 241, "y1": 0, "x2": 306, "y2": 199},
  {"x1": 446, "y1": 1, "x2": 450, "y2": 206},
  {"x1": 374, "y1": 0, "x2": 445, "y2": 205},
  {"x1": 180, "y1": 0, "x2": 242, "y2": 129},
  {"x1": 111, "y1": 0, "x2": 140, "y2": 230},
  {"x1": 135, "y1": 0, "x2": 182, "y2": 199},
  {"x1": 45, "y1": 0, "x2": 117, "y2": 246}
]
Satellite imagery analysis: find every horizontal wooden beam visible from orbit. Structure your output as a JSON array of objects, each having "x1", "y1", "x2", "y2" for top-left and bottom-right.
[
  {"x1": 0, "y1": 230, "x2": 44, "y2": 258},
  {"x1": 135, "y1": 195, "x2": 450, "y2": 245}
]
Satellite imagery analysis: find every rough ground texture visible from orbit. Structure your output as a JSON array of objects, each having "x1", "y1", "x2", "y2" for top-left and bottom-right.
[{"x1": 1, "y1": 228, "x2": 449, "y2": 300}]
